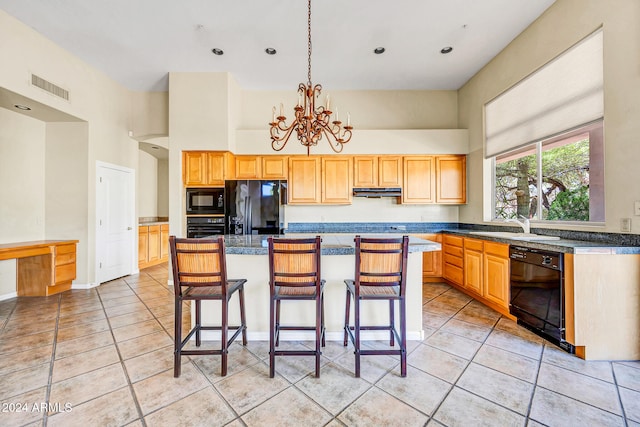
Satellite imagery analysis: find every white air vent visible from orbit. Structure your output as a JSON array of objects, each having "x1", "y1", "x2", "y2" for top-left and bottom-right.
[{"x1": 31, "y1": 74, "x2": 69, "y2": 101}]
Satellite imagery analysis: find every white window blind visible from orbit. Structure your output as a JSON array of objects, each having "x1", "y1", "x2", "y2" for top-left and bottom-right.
[{"x1": 484, "y1": 29, "x2": 603, "y2": 158}]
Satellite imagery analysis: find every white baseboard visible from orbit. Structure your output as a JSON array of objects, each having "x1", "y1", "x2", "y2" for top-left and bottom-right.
[
  {"x1": 0, "y1": 292, "x2": 18, "y2": 301},
  {"x1": 196, "y1": 329, "x2": 424, "y2": 342}
]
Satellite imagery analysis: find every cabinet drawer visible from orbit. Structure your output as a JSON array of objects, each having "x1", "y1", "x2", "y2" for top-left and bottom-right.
[
  {"x1": 443, "y1": 234, "x2": 463, "y2": 247},
  {"x1": 55, "y1": 263, "x2": 76, "y2": 284},
  {"x1": 55, "y1": 252, "x2": 76, "y2": 266},
  {"x1": 464, "y1": 238, "x2": 484, "y2": 252},
  {"x1": 148, "y1": 225, "x2": 160, "y2": 234},
  {"x1": 56, "y1": 243, "x2": 76, "y2": 255},
  {"x1": 484, "y1": 241, "x2": 509, "y2": 258},
  {"x1": 443, "y1": 263, "x2": 463, "y2": 285},
  {"x1": 443, "y1": 245, "x2": 463, "y2": 257},
  {"x1": 160, "y1": 224, "x2": 169, "y2": 231},
  {"x1": 443, "y1": 253, "x2": 463, "y2": 268}
]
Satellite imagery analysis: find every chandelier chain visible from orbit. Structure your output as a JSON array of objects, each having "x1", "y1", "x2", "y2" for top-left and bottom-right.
[
  {"x1": 307, "y1": 0, "x2": 312, "y2": 85},
  {"x1": 269, "y1": 0, "x2": 353, "y2": 155}
]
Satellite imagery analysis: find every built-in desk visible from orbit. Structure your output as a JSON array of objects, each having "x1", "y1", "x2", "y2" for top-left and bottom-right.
[{"x1": 0, "y1": 240, "x2": 78, "y2": 296}]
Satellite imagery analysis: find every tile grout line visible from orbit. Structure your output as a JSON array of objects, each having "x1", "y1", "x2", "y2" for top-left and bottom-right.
[
  {"x1": 420, "y1": 294, "x2": 532, "y2": 425},
  {"x1": 42, "y1": 293, "x2": 63, "y2": 426},
  {"x1": 610, "y1": 362, "x2": 629, "y2": 427},
  {"x1": 97, "y1": 281, "x2": 148, "y2": 427}
]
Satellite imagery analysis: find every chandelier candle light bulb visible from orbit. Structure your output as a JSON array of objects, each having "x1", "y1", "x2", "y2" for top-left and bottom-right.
[{"x1": 269, "y1": 0, "x2": 353, "y2": 155}]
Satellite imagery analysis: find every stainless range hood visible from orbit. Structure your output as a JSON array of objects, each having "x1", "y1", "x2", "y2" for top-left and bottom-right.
[{"x1": 352, "y1": 187, "x2": 402, "y2": 198}]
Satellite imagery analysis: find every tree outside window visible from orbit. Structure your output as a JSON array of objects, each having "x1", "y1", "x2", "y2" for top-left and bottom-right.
[{"x1": 494, "y1": 120, "x2": 604, "y2": 222}]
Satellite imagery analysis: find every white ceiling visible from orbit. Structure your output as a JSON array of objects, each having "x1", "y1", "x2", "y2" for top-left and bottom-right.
[{"x1": 0, "y1": 0, "x2": 556, "y2": 92}]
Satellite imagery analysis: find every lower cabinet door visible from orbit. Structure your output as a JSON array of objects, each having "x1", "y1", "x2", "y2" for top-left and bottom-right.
[{"x1": 483, "y1": 253, "x2": 509, "y2": 309}]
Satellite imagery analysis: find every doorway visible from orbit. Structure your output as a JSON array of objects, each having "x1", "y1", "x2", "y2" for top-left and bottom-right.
[{"x1": 96, "y1": 161, "x2": 136, "y2": 283}]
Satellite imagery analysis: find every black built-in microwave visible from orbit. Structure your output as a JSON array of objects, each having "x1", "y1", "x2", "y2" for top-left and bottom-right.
[{"x1": 186, "y1": 188, "x2": 224, "y2": 215}]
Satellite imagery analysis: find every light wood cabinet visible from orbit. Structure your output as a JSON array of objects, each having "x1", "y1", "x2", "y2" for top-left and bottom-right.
[
  {"x1": 441, "y1": 234, "x2": 510, "y2": 316},
  {"x1": 442, "y1": 234, "x2": 463, "y2": 286},
  {"x1": 322, "y1": 157, "x2": 352, "y2": 204},
  {"x1": 262, "y1": 156, "x2": 288, "y2": 180},
  {"x1": 353, "y1": 156, "x2": 377, "y2": 187},
  {"x1": 160, "y1": 224, "x2": 169, "y2": 260},
  {"x1": 234, "y1": 155, "x2": 261, "y2": 179},
  {"x1": 182, "y1": 151, "x2": 228, "y2": 186},
  {"x1": 483, "y1": 242, "x2": 510, "y2": 309},
  {"x1": 288, "y1": 156, "x2": 321, "y2": 204},
  {"x1": 138, "y1": 226, "x2": 149, "y2": 266},
  {"x1": 353, "y1": 156, "x2": 402, "y2": 188},
  {"x1": 379, "y1": 156, "x2": 403, "y2": 187},
  {"x1": 54, "y1": 243, "x2": 77, "y2": 290},
  {"x1": 436, "y1": 155, "x2": 467, "y2": 204},
  {"x1": 402, "y1": 156, "x2": 435, "y2": 204},
  {"x1": 422, "y1": 233, "x2": 442, "y2": 282},
  {"x1": 229, "y1": 155, "x2": 288, "y2": 180},
  {"x1": 463, "y1": 238, "x2": 484, "y2": 296},
  {"x1": 402, "y1": 155, "x2": 466, "y2": 204},
  {"x1": 0, "y1": 240, "x2": 78, "y2": 296},
  {"x1": 138, "y1": 224, "x2": 169, "y2": 269}
]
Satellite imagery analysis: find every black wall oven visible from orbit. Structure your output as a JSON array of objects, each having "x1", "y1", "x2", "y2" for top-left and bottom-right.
[
  {"x1": 186, "y1": 217, "x2": 225, "y2": 238},
  {"x1": 186, "y1": 188, "x2": 224, "y2": 215},
  {"x1": 509, "y1": 246, "x2": 574, "y2": 353}
]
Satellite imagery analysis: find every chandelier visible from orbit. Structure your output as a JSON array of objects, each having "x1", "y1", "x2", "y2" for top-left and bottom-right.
[{"x1": 269, "y1": 0, "x2": 353, "y2": 155}]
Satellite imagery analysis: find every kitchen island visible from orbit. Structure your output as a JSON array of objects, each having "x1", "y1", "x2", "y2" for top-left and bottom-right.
[{"x1": 198, "y1": 234, "x2": 440, "y2": 341}]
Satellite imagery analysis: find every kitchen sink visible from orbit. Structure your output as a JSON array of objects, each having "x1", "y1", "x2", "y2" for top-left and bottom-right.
[{"x1": 469, "y1": 231, "x2": 561, "y2": 241}]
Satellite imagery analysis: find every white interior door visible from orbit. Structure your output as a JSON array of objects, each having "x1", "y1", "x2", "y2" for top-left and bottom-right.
[{"x1": 96, "y1": 162, "x2": 135, "y2": 283}]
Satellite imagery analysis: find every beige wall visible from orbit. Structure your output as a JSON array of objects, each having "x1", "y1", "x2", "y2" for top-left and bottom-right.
[
  {"x1": 458, "y1": 0, "x2": 640, "y2": 233},
  {"x1": 45, "y1": 122, "x2": 89, "y2": 283},
  {"x1": 0, "y1": 9, "x2": 137, "y2": 286},
  {"x1": 138, "y1": 150, "x2": 159, "y2": 218},
  {"x1": 0, "y1": 108, "x2": 46, "y2": 243}
]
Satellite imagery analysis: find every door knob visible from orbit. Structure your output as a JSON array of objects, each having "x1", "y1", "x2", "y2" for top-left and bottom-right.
[{"x1": 127, "y1": 227, "x2": 132, "y2": 230}]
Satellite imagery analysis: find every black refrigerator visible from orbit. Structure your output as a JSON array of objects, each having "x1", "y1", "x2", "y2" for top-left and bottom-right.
[{"x1": 224, "y1": 180, "x2": 286, "y2": 235}]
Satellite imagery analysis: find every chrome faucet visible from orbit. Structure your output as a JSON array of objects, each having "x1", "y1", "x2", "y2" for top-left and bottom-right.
[{"x1": 506, "y1": 215, "x2": 530, "y2": 234}]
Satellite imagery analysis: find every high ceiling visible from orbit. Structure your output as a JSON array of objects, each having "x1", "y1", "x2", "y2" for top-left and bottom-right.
[{"x1": 0, "y1": 0, "x2": 556, "y2": 92}]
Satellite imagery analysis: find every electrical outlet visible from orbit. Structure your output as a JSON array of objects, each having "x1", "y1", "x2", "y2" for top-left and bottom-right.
[
  {"x1": 621, "y1": 218, "x2": 631, "y2": 232},
  {"x1": 635, "y1": 201, "x2": 640, "y2": 216}
]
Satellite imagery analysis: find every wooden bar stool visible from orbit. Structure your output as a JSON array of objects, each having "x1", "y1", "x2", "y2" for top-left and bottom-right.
[
  {"x1": 267, "y1": 236, "x2": 325, "y2": 378},
  {"x1": 169, "y1": 236, "x2": 247, "y2": 377},
  {"x1": 343, "y1": 235, "x2": 409, "y2": 377}
]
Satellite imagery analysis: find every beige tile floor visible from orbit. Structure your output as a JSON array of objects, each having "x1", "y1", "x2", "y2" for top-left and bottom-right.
[{"x1": 1, "y1": 263, "x2": 639, "y2": 426}]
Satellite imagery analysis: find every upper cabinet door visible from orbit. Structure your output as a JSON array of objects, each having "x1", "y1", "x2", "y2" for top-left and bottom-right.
[
  {"x1": 205, "y1": 152, "x2": 226, "y2": 186},
  {"x1": 402, "y1": 156, "x2": 435, "y2": 203},
  {"x1": 261, "y1": 156, "x2": 288, "y2": 180},
  {"x1": 234, "y1": 156, "x2": 261, "y2": 179},
  {"x1": 322, "y1": 157, "x2": 353, "y2": 204},
  {"x1": 436, "y1": 155, "x2": 467, "y2": 204},
  {"x1": 183, "y1": 152, "x2": 208, "y2": 186},
  {"x1": 353, "y1": 156, "x2": 378, "y2": 187},
  {"x1": 288, "y1": 157, "x2": 321, "y2": 204},
  {"x1": 378, "y1": 156, "x2": 402, "y2": 187}
]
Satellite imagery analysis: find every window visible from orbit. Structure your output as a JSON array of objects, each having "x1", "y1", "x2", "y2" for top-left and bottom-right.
[{"x1": 494, "y1": 120, "x2": 604, "y2": 222}]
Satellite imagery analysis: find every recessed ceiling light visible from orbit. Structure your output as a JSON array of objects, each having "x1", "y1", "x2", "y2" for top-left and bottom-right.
[
  {"x1": 440, "y1": 46, "x2": 453, "y2": 54},
  {"x1": 14, "y1": 104, "x2": 31, "y2": 110},
  {"x1": 373, "y1": 47, "x2": 386, "y2": 55},
  {"x1": 211, "y1": 48, "x2": 224, "y2": 55},
  {"x1": 265, "y1": 47, "x2": 277, "y2": 55}
]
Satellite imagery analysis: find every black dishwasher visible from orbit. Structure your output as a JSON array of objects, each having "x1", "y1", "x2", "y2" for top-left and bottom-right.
[{"x1": 509, "y1": 246, "x2": 574, "y2": 353}]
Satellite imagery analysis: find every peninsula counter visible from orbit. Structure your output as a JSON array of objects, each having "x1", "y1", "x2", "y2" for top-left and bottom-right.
[{"x1": 198, "y1": 234, "x2": 441, "y2": 341}]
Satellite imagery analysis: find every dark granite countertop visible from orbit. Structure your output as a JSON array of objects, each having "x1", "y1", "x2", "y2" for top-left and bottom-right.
[
  {"x1": 283, "y1": 222, "x2": 640, "y2": 255},
  {"x1": 442, "y1": 229, "x2": 640, "y2": 254},
  {"x1": 224, "y1": 234, "x2": 441, "y2": 255}
]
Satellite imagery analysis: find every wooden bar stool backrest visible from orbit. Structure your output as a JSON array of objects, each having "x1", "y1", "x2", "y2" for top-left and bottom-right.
[
  {"x1": 354, "y1": 236, "x2": 409, "y2": 297},
  {"x1": 268, "y1": 236, "x2": 322, "y2": 295},
  {"x1": 171, "y1": 237, "x2": 228, "y2": 298}
]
